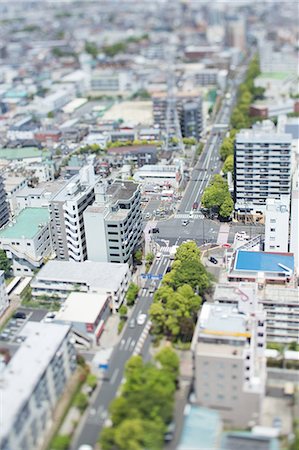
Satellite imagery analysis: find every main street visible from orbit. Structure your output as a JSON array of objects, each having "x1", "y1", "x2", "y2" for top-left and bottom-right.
[{"x1": 72, "y1": 255, "x2": 170, "y2": 449}]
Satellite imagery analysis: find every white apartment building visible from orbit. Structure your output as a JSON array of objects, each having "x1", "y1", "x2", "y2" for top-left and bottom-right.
[
  {"x1": 90, "y1": 70, "x2": 133, "y2": 96},
  {"x1": 16, "y1": 180, "x2": 66, "y2": 213},
  {"x1": 214, "y1": 283, "x2": 299, "y2": 344},
  {"x1": 31, "y1": 260, "x2": 130, "y2": 311},
  {"x1": 84, "y1": 180, "x2": 142, "y2": 264},
  {"x1": 193, "y1": 299, "x2": 266, "y2": 428},
  {"x1": 0, "y1": 207, "x2": 52, "y2": 276},
  {"x1": 234, "y1": 121, "x2": 292, "y2": 220},
  {"x1": 49, "y1": 166, "x2": 97, "y2": 262},
  {"x1": 290, "y1": 167, "x2": 299, "y2": 271},
  {"x1": 0, "y1": 322, "x2": 76, "y2": 450},
  {"x1": 0, "y1": 270, "x2": 9, "y2": 316},
  {"x1": 264, "y1": 196, "x2": 290, "y2": 253}
]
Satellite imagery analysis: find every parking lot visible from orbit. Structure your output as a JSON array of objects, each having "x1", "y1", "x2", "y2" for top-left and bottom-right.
[{"x1": 0, "y1": 308, "x2": 48, "y2": 344}]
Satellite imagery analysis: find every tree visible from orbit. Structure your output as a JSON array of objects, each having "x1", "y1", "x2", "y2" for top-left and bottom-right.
[
  {"x1": 222, "y1": 154, "x2": 234, "y2": 174},
  {"x1": 100, "y1": 426, "x2": 117, "y2": 450},
  {"x1": 134, "y1": 249, "x2": 143, "y2": 265},
  {"x1": 86, "y1": 373, "x2": 97, "y2": 389},
  {"x1": 74, "y1": 392, "x2": 88, "y2": 412},
  {"x1": 219, "y1": 195, "x2": 234, "y2": 218},
  {"x1": 0, "y1": 250, "x2": 11, "y2": 277},
  {"x1": 126, "y1": 283, "x2": 139, "y2": 306},
  {"x1": 155, "y1": 346, "x2": 179, "y2": 382},
  {"x1": 47, "y1": 111, "x2": 54, "y2": 118},
  {"x1": 146, "y1": 252, "x2": 155, "y2": 264},
  {"x1": 51, "y1": 435, "x2": 71, "y2": 450},
  {"x1": 85, "y1": 41, "x2": 98, "y2": 58},
  {"x1": 219, "y1": 137, "x2": 234, "y2": 161},
  {"x1": 119, "y1": 305, "x2": 128, "y2": 318},
  {"x1": 175, "y1": 241, "x2": 201, "y2": 263}
]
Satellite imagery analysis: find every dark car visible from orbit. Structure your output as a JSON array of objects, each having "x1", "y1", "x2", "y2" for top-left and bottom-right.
[
  {"x1": 208, "y1": 256, "x2": 218, "y2": 265},
  {"x1": 151, "y1": 228, "x2": 160, "y2": 234},
  {"x1": 166, "y1": 267, "x2": 171, "y2": 273},
  {"x1": 192, "y1": 201, "x2": 199, "y2": 210},
  {"x1": 13, "y1": 311, "x2": 26, "y2": 320}
]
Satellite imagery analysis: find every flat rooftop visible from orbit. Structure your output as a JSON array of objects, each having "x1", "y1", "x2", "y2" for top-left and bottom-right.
[
  {"x1": 55, "y1": 292, "x2": 108, "y2": 324},
  {"x1": 221, "y1": 431, "x2": 280, "y2": 450},
  {"x1": 0, "y1": 207, "x2": 50, "y2": 239},
  {"x1": 32, "y1": 260, "x2": 129, "y2": 292},
  {"x1": 177, "y1": 405, "x2": 221, "y2": 450},
  {"x1": 234, "y1": 251, "x2": 294, "y2": 274},
  {"x1": 199, "y1": 303, "x2": 247, "y2": 336},
  {"x1": 106, "y1": 180, "x2": 139, "y2": 201},
  {"x1": 0, "y1": 147, "x2": 50, "y2": 160},
  {"x1": 0, "y1": 322, "x2": 71, "y2": 440},
  {"x1": 101, "y1": 101, "x2": 153, "y2": 125}
]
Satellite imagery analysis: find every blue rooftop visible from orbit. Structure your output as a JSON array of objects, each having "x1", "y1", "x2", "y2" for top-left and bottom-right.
[
  {"x1": 235, "y1": 251, "x2": 294, "y2": 274},
  {"x1": 177, "y1": 405, "x2": 222, "y2": 450}
]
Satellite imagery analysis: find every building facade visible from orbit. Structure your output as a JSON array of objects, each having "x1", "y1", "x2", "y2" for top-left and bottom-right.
[
  {"x1": 234, "y1": 121, "x2": 292, "y2": 220},
  {"x1": 264, "y1": 196, "x2": 290, "y2": 253},
  {"x1": 84, "y1": 180, "x2": 142, "y2": 264},
  {"x1": 0, "y1": 207, "x2": 52, "y2": 276},
  {"x1": 0, "y1": 173, "x2": 9, "y2": 228},
  {"x1": 0, "y1": 322, "x2": 76, "y2": 450},
  {"x1": 49, "y1": 166, "x2": 97, "y2": 262},
  {"x1": 193, "y1": 301, "x2": 266, "y2": 428},
  {"x1": 0, "y1": 270, "x2": 9, "y2": 316}
]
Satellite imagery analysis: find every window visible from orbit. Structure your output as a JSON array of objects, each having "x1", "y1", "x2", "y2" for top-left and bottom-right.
[
  {"x1": 270, "y1": 228, "x2": 275, "y2": 232},
  {"x1": 270, "y1": 219, "x2": 276, "y2": 223}
]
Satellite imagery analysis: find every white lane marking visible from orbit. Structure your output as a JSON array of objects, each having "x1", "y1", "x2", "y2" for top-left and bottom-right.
[
  {"x1": 124, "y1": 337, "x2": 131, "y2": 351},
  {"x1": 110, "y1": 368, "x2": 119, "y2": 385}
]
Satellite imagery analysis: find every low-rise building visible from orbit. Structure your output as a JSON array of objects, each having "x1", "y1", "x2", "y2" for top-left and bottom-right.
[
  {"x1": 0, "y1": 322, "x2": 76, "y2": 450},
  {"x1": 55, "y1": 292, "x2": 111, "y2": 347},
  {"x1": 31, "y1": 260, "x2": 130, "y2": 311},
  {"x1": 0, "y1": 207, "x2": 52, "y2": 275},
  {"x1": 133, "y1": 163, "x2": 184, "y2": 189},
  {"x1": 84, "y1": 180, "x2": 142, "y2": 264},
  {"x1": 193, "y1": 300, "x2": 266, "y2": 428}
]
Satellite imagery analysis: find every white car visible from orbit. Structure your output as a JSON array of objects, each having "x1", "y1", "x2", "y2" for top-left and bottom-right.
[
  {"x1": 44, "y1": 312, "x2": 56, "y2": 323},
  {"x1": 137, "y1": 313, "x2": 147, "y2": 325},
  {"x1": 182, "y1": 219, "x2": 189, "y2": 226}
]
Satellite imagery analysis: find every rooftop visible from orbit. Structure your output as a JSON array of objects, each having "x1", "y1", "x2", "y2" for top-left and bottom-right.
[
  {"x1": 32, "y1": 260, "x2": 129, "y2": 292},
  {"x1": 0, "y1": 147, "x2": 50, "y2": 160},
  {"x1": 0, "y1": 322, "x2": 71, "y2": 440},
  {"x1": 0, "y1": 207, "x2": 50, "y2": 239},
  {"x1": 221, "y1": 431, "x2": 280, "y2": 450},
  {"x1": 55, "y1": 292, "x2": 108, "y2": 324},
  {"x1": 177, "y1": 405, "x2": 222, "y2": 450},
  {"x1": 234, "y1": 251, "x2": 294, "y2": 274},
  {"x1": 199, "y1": 303, "x2": 247, "y2": 336}
]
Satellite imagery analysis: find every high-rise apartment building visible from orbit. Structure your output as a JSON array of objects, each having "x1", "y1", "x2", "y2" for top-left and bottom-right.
[
  {"x1": 234, "y1": 121, "x2": 292, "y2": 220},
  {"x1": 49, "y1": 166, "x2": 97, "y2": 261},
  {"x1": 0, "y1": 322, "x2": 76, "y2": 450},
  {"x1": 153, "y1": 92, "x2": 203, "y2": 141},
  {"x1": 290, "y1": 166, "x2": 299, "y2": 271},
  {"x1": 0, "y1": 173, "x2": 9, "y2": 228},
  {"x1": 264, "y1": 196, "x2": 290, "y2": 253},
  {"x1": 193, "y1": 298, "x2": 266, "y2": 428},
  {"x1": 83, "y1": 180, "x2": 142, "y2": 264},
  {"x1": 225, "y1": 16, "x2": 247, "y2": 52}
]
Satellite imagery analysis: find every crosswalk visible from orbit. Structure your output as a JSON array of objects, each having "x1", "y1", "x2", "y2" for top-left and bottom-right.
[
  {"x1": 175, "y1": 213, "x2": 204, "y2": 219},
  {"x1": 159, "y1": 246, "x2": 171, "y2": 253}
]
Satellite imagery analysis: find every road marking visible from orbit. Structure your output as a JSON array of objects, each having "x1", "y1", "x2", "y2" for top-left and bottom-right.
[
  {"x1": 130, "y1": 339, "x2": 136, "y2": 349},
  {"x1": 124, "y1": 337, "x2": 131, "y2": 351},
  {"x1": 110, "y1": 368, "x2": 119, "y2": 385}
]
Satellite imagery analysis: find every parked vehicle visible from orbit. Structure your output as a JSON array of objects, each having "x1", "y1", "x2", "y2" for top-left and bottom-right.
[
  {"x1": 192, "y1": 202, "x2": 199, "y2": 210},
  {"x1": 182, "y1": 220, "x2": 189, "y2": 226},
  {"x1": 208, "y1": 256, "x2": 218, "y2": 264},
  {"x1": 137, "y1": 313, "x2": 147, "y2": 325},
  {"x1": 13, "y1": 311, "x2": 26, "y2": 320}
]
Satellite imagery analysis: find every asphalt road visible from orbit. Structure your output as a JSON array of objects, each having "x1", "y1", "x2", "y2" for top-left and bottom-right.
[{"x1": 72, "y1": 255, "x2": 170, "y2": 449}]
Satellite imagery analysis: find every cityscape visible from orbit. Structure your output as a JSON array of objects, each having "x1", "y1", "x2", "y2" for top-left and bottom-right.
[{"x1": 0, "y1": 1, "x2": 298, "y2": 450}]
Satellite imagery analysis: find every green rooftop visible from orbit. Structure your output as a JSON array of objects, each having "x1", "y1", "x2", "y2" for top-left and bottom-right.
[
  {"x1": 0, "y1": 208, "x2": 50, "y2": 239},
  {"x1": 258, "y1": 72, "x2": 290, "y2": 80},
  {"x1": 0, "y1": 147, "x2": 50, "y2": 160}
]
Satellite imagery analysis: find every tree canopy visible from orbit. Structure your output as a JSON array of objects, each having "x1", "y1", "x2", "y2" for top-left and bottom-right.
[
  {"x1": 222, "y1": 154, "x2": 234, "y2": 174},
  {"x1": 201, "y1": 175, "x2": 233, "y2": 219}
]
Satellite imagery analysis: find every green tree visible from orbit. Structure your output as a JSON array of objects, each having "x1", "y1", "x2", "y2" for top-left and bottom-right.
[
  {"x1": 146, "y1": 252, "x2": 155, "y2": 264},
  {"x1": 219, "y1": 136, "x2": 234, "y2": 161},
  {"x1": 51, "y1": 435, "x2": 71, "y2": 450},
  {"x1": 134, "y1": 249, "x2": 143, "y2": 264},
  {"x1": 0, "y1": 250, "x2": 11, "y2": 277},
  {"x1": 47, "y1": 111, "x2": 54, "y2": 118},
  {"x1": 85, "y1": 41, "x2": 98, "y2": 58},
  {"x1": 74, "y1": 392, "x2": 88, "y2": 412},
  {"x1": 175, "y1": 241, "x2": 201, "y2": 263},
  {"x1": 119, "y1": 305, "x2": 128, "y2": 318},
  {"x1": 155, "y1": 346, "x2": 179, "y2": 381},
  {"x1": 219, "y1": 195, "x2": 234, "y2": 218},
  {"x1": 100, "y1": 426, "x2": 117, "y2": 450},
  {"x1": 126, "y1": 283, "x2": 139, "y2": 306},
  {"x1": 86, "y1": 373, "x2": 97, "y2": 389},
  {"x1": 222, "y1": 154, "x2": 234, "y2": 174}
]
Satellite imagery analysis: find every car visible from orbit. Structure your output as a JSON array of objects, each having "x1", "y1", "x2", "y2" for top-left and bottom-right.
[
  {"x1": 44, "y1": 312, "x2": 56, "y2": 323},
  {"x1": 192, "y1": 202, "x2": 199, "y2": 210},
  {"x1": 151, "y1": 227, "x2": 159, "y2": 234},
  {"x1": 13, "y1": 311, "x2": 26, "y2": 320},
  {"x1": 182, "y1": 219, "x2": 189, "y2": 226},
  {"x1": 78, "y1": 445, "x2": 93, "y2": 450},
  {"x1": 137, "y1": 313, "x2": 147, "y2": 325},
  {"x1": 166, "y1": 266, "x2": 171, "y2": 273},
  {"x1": 156, "y1": 251, "x2": 162, "y2": 259},
  {"x1": 208, "y1": 256, "x2": 218, "y2": 264},
  {"x1": 129, "y1": 318, "x2": 136, "y2": 328},
  {"x1": 164, "y1": 422, "x2": 175, "y2": 442},
  {"x1": 272, "y1": 417, "x2": 282, "y2": 430},
  {"x1": 0, "y1": 333, "x2": 9, "y2": 341},
  {"x1": 145, "y1": 212, "x2": 151, "y2": 219}
]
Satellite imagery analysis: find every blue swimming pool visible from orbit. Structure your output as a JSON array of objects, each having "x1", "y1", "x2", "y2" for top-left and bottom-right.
[{"x1": 235, "y1": 250, "x2": 294, "y2": 273}]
